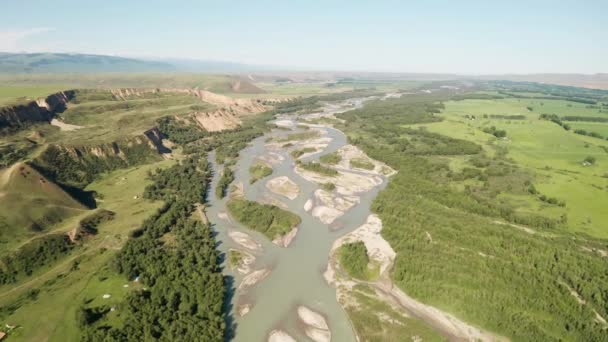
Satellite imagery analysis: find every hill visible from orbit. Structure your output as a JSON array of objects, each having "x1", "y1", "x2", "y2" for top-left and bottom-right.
[
  {"x1": 0, "y1": 162, "x2": 87, "y2": 250},
  {"x1": 0, "y1": 52, "x2": 174, "y2": 73}
]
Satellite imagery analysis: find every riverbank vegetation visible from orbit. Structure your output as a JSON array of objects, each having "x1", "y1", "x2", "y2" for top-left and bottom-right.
[
  {"x1": 337, "y1": 88, "x2": 608, "y2": 341},
  {"x1": 249, "y1": 162, "x2": 272, "y2": 184},
  {"x1": 216, "y1": 166, "x2": 234, "y2": 198},
  {"x1": 350, "y1": 158, "x2": 374, "y2": 170},
  {"x1": 319, "y1": 152, "x2": 341, "y2": 164},
  {"x1": 226, "y1": 198, "x2": 300, "y2": 241},
  {"x1": 290, "y1": 147, "x2": 317, "y2": 159},
  {"x1": 297, "y1": 160, "x2": 338, "y2": 176},
  {"x1": 80, "y1": 153, "x2": 226, "y2": 341},
  {"x1": 345, "y1": 284, "x2": 443, "y2": 342},
  {"x1": 338, "y1": 242, "x2": 372, "y2": 280}
]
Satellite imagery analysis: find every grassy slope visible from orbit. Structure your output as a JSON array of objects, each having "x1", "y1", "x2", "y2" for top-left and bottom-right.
[
  {"x1": 420, "y1": 98, "x2": 608, "y2": 238},
  {"x1": 0, "y1": 159, "x2": 172, "y2": 341},
  {"x1": 0, "y1": 163, "x2": 87, "y2": 252}
]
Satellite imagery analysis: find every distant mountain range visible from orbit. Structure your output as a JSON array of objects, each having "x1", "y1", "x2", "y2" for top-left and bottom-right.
[
  {"x1": 1, "y1": 52, "x2": 607, "y2": 90},
  {"x1": 0, "y1": 52, "x2": 264, "y2": 73}
]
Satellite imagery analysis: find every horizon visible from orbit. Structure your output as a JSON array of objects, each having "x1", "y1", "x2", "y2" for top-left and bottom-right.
[{"x1": 1, "y1": 0, "x2": 607, "y2": 74}]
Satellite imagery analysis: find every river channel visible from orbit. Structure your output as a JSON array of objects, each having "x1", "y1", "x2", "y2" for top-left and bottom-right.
[{"x1": 206, "y1": 97, "x2": 389, "y2": 342}]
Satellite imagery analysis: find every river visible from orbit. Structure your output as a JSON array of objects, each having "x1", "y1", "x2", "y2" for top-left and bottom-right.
[{"x1": 206, "y1": 97, "x2": 389, "y2": 342}]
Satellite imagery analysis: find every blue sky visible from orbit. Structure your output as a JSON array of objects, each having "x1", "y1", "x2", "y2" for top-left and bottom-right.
[{"x1": 1, "y1": 0, "x2": 606, "y2": 74}]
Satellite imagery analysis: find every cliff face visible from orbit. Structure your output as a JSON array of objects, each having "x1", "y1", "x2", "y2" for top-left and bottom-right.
[
  {"x1": 110, "y1": 87, "x2": 272, "y2": 113},
  {"x1": 59, "y1": 127, "x2": 169, "y2": 160},
  {"x1": 0, "y1": 91, "x2": 76, "y2": 134},
  {"x1": 32, "y1": 127, "x2": 169, "y2": 190}
]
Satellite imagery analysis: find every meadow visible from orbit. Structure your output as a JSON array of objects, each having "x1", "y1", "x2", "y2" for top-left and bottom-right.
[
  {"x1": 418, "y1": 97, "x2": 608, "y2": 237},
  {"x1": 0, "y1": 159, "x2": 173, "y2": 341}
]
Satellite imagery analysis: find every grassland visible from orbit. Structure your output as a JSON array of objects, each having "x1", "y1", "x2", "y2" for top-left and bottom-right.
[
  {"x1": 568, "y1": 121, "x2": 608, "y2": 137},
  {"x1": 418, "y1": 97, "x2": 608, "y2": 237},
  {"x1": 0, "y1": 73, "x2": 259, "y2": 95},
  {"x1": 0, "y1": 159, "x2": 173, "y2": 341},
  {"x1": 0, "y1": 85, "x2": 67, "y2": 106}
]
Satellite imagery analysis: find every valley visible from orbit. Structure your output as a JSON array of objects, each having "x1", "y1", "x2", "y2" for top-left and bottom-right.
[{"x1": 0, "y1": 75, "x2": 606, "y2": 342}]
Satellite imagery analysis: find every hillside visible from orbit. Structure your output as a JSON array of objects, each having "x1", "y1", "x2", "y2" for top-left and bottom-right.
[{"x1": 0, "y1": 162, "x2": 86, "y2": 250}]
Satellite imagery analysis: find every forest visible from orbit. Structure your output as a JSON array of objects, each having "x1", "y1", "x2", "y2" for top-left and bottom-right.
[
  {"x1": 80, "y1": 153, "x2": 226, "y2": 341},
  {"x1": 337, "y1": 92, "x2": 608, "y2": 341}
]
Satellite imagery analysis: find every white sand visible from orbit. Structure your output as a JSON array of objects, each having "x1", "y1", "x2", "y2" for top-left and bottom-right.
[
  {"x1": 238, "y1": 268, "x2": 271, "y2": 291},
  {"x1": 228, "y1": 231, "x2": 261, "y2": 252},
  {"x1": 237, "y1": 304, "x2": 251, "y2": 317},
  {"x1": 266, "y1": 176, "x2": 300, "y2": 200},
  {"x1": 304, "y1": 199, "x2": 313, "y2": 211},
  {"x1": 297, "y1": 306, "x2": 331, "y2": 342},
  {"x1": 268, "y1": 330, "x2": 297, "y2": 342}
]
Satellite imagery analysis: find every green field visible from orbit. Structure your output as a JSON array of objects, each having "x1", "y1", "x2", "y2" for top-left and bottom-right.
[
  {"x1": 417, "y1": 98, "x2": 608, "y2": 237},
  {"x1": 337, "y1": 90, "x2": 608, "y2": 341},
  {"x1": 568, "y1": 121, "x2": 608, "y2": 137},
  {"x1": 0, "y1": 158, "x2": 172, "y2": 341},
  {"x1": 0, "y1": 85, "x2": 67, "y2": 106}
]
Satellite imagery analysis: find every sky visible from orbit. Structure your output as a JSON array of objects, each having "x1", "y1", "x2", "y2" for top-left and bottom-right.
[{"x1": 0, "y1": 0, "x2": 607, "y2": 74}]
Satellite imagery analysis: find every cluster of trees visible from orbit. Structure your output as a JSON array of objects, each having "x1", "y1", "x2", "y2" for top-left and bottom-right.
[
  {"x1": 338, "y1": 241, "x2": 370, "y2": 280},
  {"x1": 81, "y1": 153, "x2": 227, "y2": 341},
  {"x1": 320, "y1": 182, "x2": 336, "y2": 191},
  {"x1": 249, "y1": 162, "x2": 272, "y2": 184},
  {"x1": 156, "y1": 116, "x2": 206, "y2": 144},
  {"x1": 297, "y1": 160, "x2": 338, "y2": 176},
  {"x1": 527, "y1": 184, "x2": 566, "y2": 207},
  {"x1": 215, "y1": 167, "x2": 234, "y2": 199},
  {"x1": 562, "y1": 116, "x2": 608, "y2": 123},
  {"x1": 290, "y1": 147, "x2": 316, "y2": 159},
  {"x1": 0, "y1": 141, "x2": 35, "y2": 168},
  {"x1": 144, "y1": 155, "x2": 210, "y2": 204},
  {"x1": 337, "y1": 91, "x2": 608, "y2": 340},
  {"x1": 452, "y1": 93, "x2": 505, "y2": 101},
  {"x1": 350, "y1": 158, "x2": 375, "y2": 170},
  {"x1": 32, "y1": 141, "x2": 161, "y2": 192},
  {"x1": 492, "y1": 81, "x2": 607, "y2": 103},
  {"x1": 583, "y1": 156, "x2": 597, "y2": 165},
  {"x1": 77, "y1": 209, "x2": 115, "y2": 236},
  {"x1": 226, "y1": 198, "x2": 300, "y2": 241},
  {"x1": 319, "y1": 152, "x2": 341, "y2": 164},
  {"x1": 486, "y1": 114, "x2": 526, "y2": 120},
  {"x1": 482, "y1": 126, "x2": 507, "y2": 138},
  {"x1": 574, "y1": 129, "x2": 607, "y2": 140},
  {"x1": 0, "y1": 234, "x2": 73, "y2": 284},
  {"x1": 539, "y1": 113, "x2": 571, "y2": 130}
]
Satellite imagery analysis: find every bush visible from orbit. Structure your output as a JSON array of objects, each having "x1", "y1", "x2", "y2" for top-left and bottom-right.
[{"x1": 338, "y1": 242, "x2": 370, "y2": 280}]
